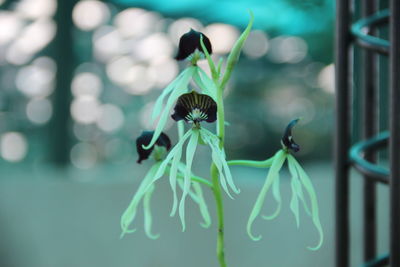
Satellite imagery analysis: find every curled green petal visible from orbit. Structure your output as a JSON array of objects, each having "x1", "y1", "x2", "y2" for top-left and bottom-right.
[
  {"x1": 220, "y1": 11, "x2": 254, "y2": 89},
  {"x1": 177, "y1": 179, "x2": 211, "y2": 229},
  {"x1": 288, "y1": 160, "x2": 300, "y2": 228},
  {"x1": 192, "y1": 182, "x2": 211, "y2": 228},
  {"x1": 261, "y1": 174, "x2": 281, "y2": 220},
  {"x1": 144, "y1": 67, "x2": 195, "y2": 150},
  {"x1": 179, "y1": 129, "x2": 199, "y2": 232},
  {"x1": 201, "y1": 128, "x2": 239, "y2": 195},
  {"x1": 151, "y1": 67, "x2": 193, "y2": 122},
  {"x1": 120, "y1": 162, "x2": 161, "y2": 238},
  {"x1": 143, "y1": 183, "x2": 160, "y2": 239},
  {"x1": 288, "y1": 155, "x2": 324, "y2": 251},
  {"x1": 247, "y1": 150, "x2": 286, "y2": 241}
]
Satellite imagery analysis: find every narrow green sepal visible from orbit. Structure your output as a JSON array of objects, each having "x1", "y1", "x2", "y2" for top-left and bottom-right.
[
  {"x1": 143, "y1": 66, "x2": 195, "y2": 150},
  {"x1": 143, "y1": 183, "x2": 160, "y2": 239},
  {"x1": 288, "y1": 158, "x2": 301, "y2": 228},
  {"x1": 179, "y1": 128, "x2": 199, "y2": 232},
  {"x1": 120, "y1": 162, "x2": 161, "y2": 238},
  {"x1": 288, "y1": 155, "x2": 324, "y2": 251},
  {"x1": 261, "y1": 174, "x2": 282, "y2": 220},
  {"x1": 247, "y1": 149, "x2": 286, "y2": 241}
]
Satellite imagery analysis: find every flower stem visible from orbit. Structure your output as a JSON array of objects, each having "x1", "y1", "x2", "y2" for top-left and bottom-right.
[
  {"x1": 227, "y1": 157, "x2": 275, "y2": 168},
  {"x1": 211, "y1": 163, "x2": 227, "y2": 267}
]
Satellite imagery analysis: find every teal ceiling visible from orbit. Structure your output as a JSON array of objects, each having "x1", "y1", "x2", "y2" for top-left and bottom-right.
[{"x1": 112, "y1": 0, "x2": 334, "y2": 35}]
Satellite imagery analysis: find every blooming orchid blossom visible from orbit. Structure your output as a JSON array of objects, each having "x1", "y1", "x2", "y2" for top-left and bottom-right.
[
  {"x1": 146, "y1": 91, "x2": 239, "y2": 231},
  {"x1": 120, "y1": 131, "x2": 211, "y2": 239},
  {"x1": 144, "y1": 30, "x2": 217, "y2": 151},
  {"x1": 244, "y1": 119, "x2": 323, "y2": 250}
]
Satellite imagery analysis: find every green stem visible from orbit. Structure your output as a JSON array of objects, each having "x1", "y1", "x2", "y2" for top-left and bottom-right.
[
  {"x1": 211, "y1": 163, "x2": 227, "y2": 267},
  {"x1": 227, "y1": 157, "x2": 275, "y2": 168}
]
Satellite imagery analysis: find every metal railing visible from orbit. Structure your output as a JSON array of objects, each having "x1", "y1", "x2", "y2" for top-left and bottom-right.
[{"x1": 335, "y1": 0, "x2": 400, "y2": 266}]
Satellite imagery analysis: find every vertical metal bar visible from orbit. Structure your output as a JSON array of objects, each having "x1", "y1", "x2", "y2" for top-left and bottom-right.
[
  {"x1": 50, "y1": 0, "x2": 76, "y2": 165},
  {"x1": 389, "y1": 0, "x2": 400, "y2": 266},
  {"x1": 362, "y1": 0, "x2": 378, "y2": 261},
  {"x1": 335, "y1": 0, "x2": 351, "y2": 266}
]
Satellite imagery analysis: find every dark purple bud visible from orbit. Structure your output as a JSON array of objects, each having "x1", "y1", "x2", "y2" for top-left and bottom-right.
[
  {"x1": 136, "y1": 131, "x2": 171, "y2": 163},
  {"x1": 281, "y1": 119, "x2": 300, "y2": 152},
  {"x1": 175, "y1": 29, "x2": 212, "y2": 61}
]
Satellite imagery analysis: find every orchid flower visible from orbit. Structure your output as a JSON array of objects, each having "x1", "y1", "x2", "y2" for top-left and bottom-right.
[
  {"x1": 245, "y1": 119, "x2": 324, "y2": 250},
  {"x1": 120, "y1": 131, "x2": 212, "y2": 239},
  {"x1": 144, "y1": 30, "x2": 217, "y2": 151},
  {"x1": 146, "y1": 91, "x2": 239, "y2": 231}
]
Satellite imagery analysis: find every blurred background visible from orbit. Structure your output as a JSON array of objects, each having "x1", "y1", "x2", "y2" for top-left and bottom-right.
[{"x1": 0, "y1": 0, "x2": 386, "y2": 267}]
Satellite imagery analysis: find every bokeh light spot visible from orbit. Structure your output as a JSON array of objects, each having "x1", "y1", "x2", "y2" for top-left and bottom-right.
[
  {"x1": 96, "y1": 104, "x2": 124, "y2": 133},
  {"x1": 243, "y1": 30, "x2": 269, "y2": 59},
  {"x1": 1, "y1": 132, "x2": 28, "y2": 162},
  {"x1": 26, "y1": 98, "x2": 53, "y2": 124},
  {"x1": 205, "y1": 23, "x2": 239, "y2": 54},
  {"x1": 72, "y1": 0, "x2": 110, "y2": 31},
  {"x1": 70, "y1": 142, "x2": 97, "y2": 169}
]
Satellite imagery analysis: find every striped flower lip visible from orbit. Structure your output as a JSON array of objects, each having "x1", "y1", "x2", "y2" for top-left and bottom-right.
[
  {"x1": 281, "y1": 118, "x2": 300, "y2": 152},
  {"x1": 175, "y1": 29, "x2": 212, "y2": 61},
  {"x1": 171, "y1": 91, "x2": 217, "y2": 125},
  {"x1": 136, "y1": 131, "x2": 171, "y2": 163}
]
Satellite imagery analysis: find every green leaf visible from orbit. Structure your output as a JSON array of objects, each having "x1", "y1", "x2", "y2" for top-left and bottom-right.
[
  {"x1": 143, "y1": 183, "x2": 160, "y2": 239},
  {"x1": 247, "y1": 150, "x2": 286, "y2": 241},
  {"x1": 143, "y1": 67, "x2": 195, "y2": 150},
  {"x1": 120, "y1": 162, "x2": 161, "y2": 238},
  {"x1": 220, "y1": 11, "x2": 254, "y2": 89},
  {"x1": 288, "y1": 155, "x2": 324, "y2": 251},
  {"x1": 179, "y1": 128, "x2": 199, "y2": 232}
]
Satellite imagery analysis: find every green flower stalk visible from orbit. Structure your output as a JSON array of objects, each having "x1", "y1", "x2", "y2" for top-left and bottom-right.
[{"x1": 121, "y1": 11, "x2": 323, "y2": 267}]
